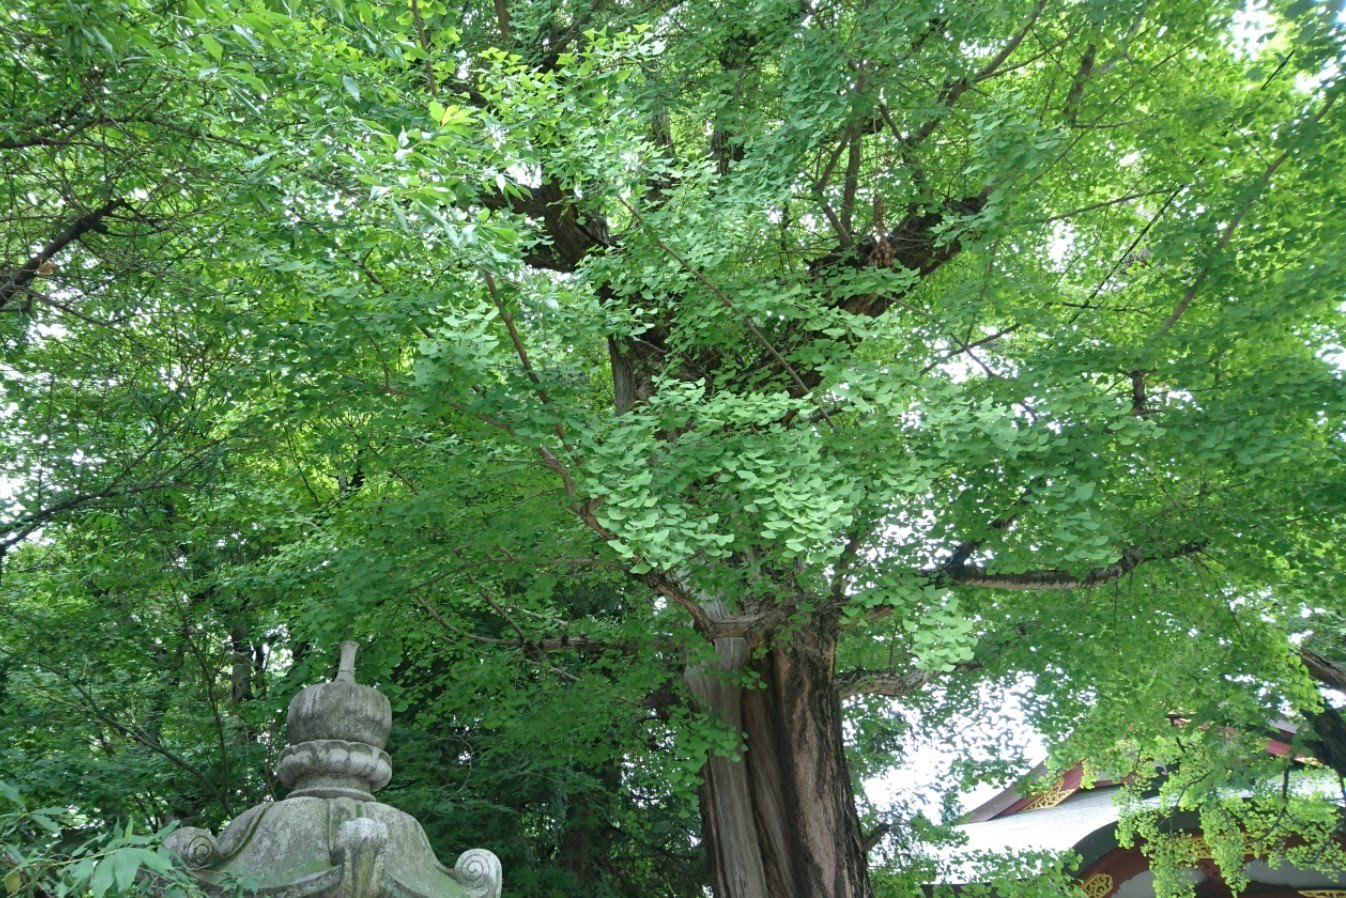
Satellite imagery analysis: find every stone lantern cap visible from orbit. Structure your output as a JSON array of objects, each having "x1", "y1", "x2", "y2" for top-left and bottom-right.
[
  {"x1": 278, "y1": 642, "x2": 393, "y2": 800},
  {"x1": 166, "y1": 642, "x2": 501, "y2": 898}
]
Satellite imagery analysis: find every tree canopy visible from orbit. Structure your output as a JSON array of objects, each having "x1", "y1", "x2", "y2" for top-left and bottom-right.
[{"x1": 3, "y1": 0, "x2": 1346, "y2": 896}]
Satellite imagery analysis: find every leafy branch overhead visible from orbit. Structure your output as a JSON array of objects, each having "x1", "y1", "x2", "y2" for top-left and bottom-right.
[{"x1": 2, "y1": 1, "x2": 1345, "y2": 897}]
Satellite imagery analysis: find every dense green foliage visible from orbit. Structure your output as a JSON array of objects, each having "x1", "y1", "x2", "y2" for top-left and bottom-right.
[
  {"x1": 1, "y1": 780, "x2": 209, "y2": 898},
  {"x1": 3, "y1": 0, "x2": 1346, "y2": 896}
]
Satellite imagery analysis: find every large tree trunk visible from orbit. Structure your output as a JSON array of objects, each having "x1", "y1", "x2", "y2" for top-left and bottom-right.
[
  {"x1": 685, "y1": 610, "x2": 873, "y2": 898},
  {"x1": 1298, "y1": 649, "x2": 1346, "y2": 779}
]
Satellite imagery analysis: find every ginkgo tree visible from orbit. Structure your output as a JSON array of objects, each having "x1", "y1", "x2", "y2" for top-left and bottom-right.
[{"x1": 3, "y1": 0, "x2": 1346, "y2": 897}]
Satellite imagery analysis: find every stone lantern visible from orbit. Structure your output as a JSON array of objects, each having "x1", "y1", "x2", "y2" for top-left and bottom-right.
[{"x1": 166, "y1": 642, "x2": 501, "y2": 898}]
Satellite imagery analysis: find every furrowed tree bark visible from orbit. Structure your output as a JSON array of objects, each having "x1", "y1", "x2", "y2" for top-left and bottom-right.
[
  {"x1": 1299, "y1": 648, "x2": 1346, "y2": 779},
  {"x1": 1303, "y1": 702, "x2": 1346, "y2": 781},
  {"x1": 685, "y1": 624, "x2": 768, "y2": 898},
  {"x1": 685, "y1": 605, "x2": 872, "y2": 898}
]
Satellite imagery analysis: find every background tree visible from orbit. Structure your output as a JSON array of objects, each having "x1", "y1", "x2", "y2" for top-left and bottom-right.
[{"x1": 3, "y1": 1, "x2": 1346, "y2": 898}]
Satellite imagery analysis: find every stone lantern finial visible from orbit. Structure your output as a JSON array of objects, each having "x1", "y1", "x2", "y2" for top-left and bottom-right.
[
  {"x1": 165, "y1": 641, "x2": 502, "y2": 898},
  {"x1": 336, "y1": 641, "x2": 359, "y2": 683}
]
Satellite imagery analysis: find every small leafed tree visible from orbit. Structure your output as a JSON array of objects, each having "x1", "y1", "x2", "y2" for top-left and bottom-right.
[{"x1": 3, "y1": 1, "x2": 1346, "y2": 897}]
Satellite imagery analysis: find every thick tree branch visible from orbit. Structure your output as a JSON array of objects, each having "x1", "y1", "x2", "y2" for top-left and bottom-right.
[
  {"x1": 938, "y1": 496, "x2": 1028, "y2": 576},
  {"x1": 809, "y1": 195, "x2": 988, "y2": 316},
  {"x1": 830, "y1": 527, "x2": 869, "y2": 604},
  {"x1": 861, "y1": 823, "x2": 891, "y2": 853},
  {"x1": 939, "y1": 541, "x2": 1206, "y2": 590},
  {"x1": 1062, "y1": 44, "x2": 1097, "y2": 126},
  {"x1": 1296, "y1": 648, "x2": 1346, "y2": 778},
  {"x1": 1302, "y1": 704, "x2": 1346, "y2": 781},
  {"x1": 0, "y1": 199, "x2": 125, "y2": 310},
  {"x1": 492, "y1": 0, "x2": 514, "y2": 43},
  {"x1": 1301, "y1": 648, "x2": 1346, "y2": 693},
  {"x1": 837, "y1": 657, "x2": 986, "y2": 699},
  {"x1": 0, "y1": 132, "x2": 84, "y2": 149},
  {"x1": 839, "y1": 130, "x2": 863, "y2": 240},
  {"x1": 837, "y1": 668, "x2": 941, "y2": 699},
  {"x1": 905, "y1": 0, "x2": 1047, "y2": 146}
]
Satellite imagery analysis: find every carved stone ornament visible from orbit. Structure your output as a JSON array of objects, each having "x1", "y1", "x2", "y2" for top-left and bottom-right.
[{"x1": 165, "y1": 642, "x2": 502, "y2": 898}]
